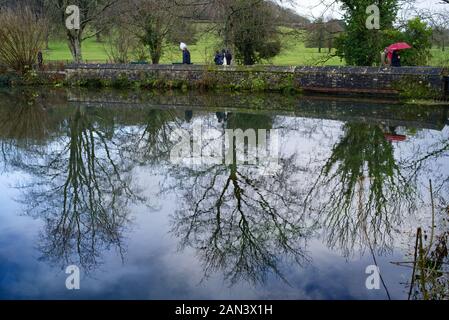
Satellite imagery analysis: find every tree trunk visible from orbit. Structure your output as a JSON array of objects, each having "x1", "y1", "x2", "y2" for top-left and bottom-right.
[
  {"x1": 151, "y1": 53, "x2": 161, "y2": 64},
  {"x1": 318, "y1": 29, "x2": 323, "y2": 53},
  {"x1": 150, "y1": 43, "x2": 162, "y2": 64},
  {"x1": 67, "y1": 30, "x2": 83, "y2": 63},
  {"x1": 243, "y1": 52, "x2": 254, "y2": 65},
  {"x1": 45, "y1": 32, "x2": 50, "y2": 50}
]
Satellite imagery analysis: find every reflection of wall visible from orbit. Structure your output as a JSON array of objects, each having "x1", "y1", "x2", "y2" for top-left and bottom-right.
[{"x1": 66, "y1": 89, "x2": 449, "y2": 131}]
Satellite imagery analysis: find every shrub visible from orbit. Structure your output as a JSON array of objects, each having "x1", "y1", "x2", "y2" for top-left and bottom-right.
[
  {"x1": 383, "y1": 18, "x2": 433, "y2": 66},
  {"x1": 0, "y1": 7, "x2": 47, "y2": 74}
]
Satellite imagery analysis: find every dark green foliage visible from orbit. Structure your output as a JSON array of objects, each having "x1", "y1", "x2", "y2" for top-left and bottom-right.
[
  {"x1": 0, "y1": 73, "x2": 20, "y2": 87},
  {"x1": 394, "y1": 76, "x2": 440, "y2": 99},
  {"x1": 111, "y1": 75, "x2": 132, "y2": 89},
  {"x1": 139, "y1": 17, "x2": 165, "y2": 65},
  {"x1": 335, "y1": 0, "x2": 398, "y2": 66},
  {"x1": 383, "y1": 18, "x2": 433, "y2": 66},
  {"x1": 78, "y1": 78, "x2": 105, "y2": 88}
]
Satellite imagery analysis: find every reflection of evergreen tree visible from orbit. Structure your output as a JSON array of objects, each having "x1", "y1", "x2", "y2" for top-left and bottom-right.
[
  {"x1": 323, "y1": 124, "x2": 401, "y2": 216},
  {"x1": 306, "y1": 123, "x2": 415, "y2": 256}
]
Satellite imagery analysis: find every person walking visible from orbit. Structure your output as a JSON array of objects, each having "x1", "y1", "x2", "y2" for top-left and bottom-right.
[
  {"x1": 214, "y1": 51, "x2": 223, "y2": 65},
  {"x1": 180, "y1": 42, "x2": 191, "y2": 65},
  {"x1": 391, "y1": 50, "x2": 401, "y2": 67},
  {"x1": 225, "y1": 50, "x2": 233, "y2": 66},
  {"x1": 222, "y1": 49, "x2": 227, "y2": 66},
  {"x1": 381, "y1": 48, "x2": 390, "y2": 66},
  {"x1": 37, "y1": 50, "x2": 43, "y2": 70}
]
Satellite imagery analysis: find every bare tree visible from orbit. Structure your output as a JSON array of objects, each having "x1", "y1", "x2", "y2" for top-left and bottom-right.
[
  {"x1": 48, "y1": 0, "x2": 118, "y2": 62},
  {"x1": 114, "y1": 0, "x2": 199, "y2": 64},
  {"x1": 415, "y1": 8, "x2": 449, "y2": 52},
  {"x1": 305, "y1": 18, "x2": 344, "y2": 53}
]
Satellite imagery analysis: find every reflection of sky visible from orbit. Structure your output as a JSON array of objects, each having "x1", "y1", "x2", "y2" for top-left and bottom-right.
[
  {"x1": 0, "y1": 177, "x2": 409, "y2": 299},
  {"x1": 1, "y1": 111, "x2": 448, "y2": 300}
]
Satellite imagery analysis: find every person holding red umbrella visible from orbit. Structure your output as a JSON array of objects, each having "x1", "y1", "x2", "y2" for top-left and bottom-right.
[
  {"x1": 383, "y1": 42, "x2": 412, "y2": 67},
  {"x1": 391, "y1": 50, "x2": 401, "y2": 67}
]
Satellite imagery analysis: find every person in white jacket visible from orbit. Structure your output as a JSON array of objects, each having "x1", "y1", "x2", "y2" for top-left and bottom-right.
[{"x1": 221, "y1": 49, "x2": 227, "y2": 66}]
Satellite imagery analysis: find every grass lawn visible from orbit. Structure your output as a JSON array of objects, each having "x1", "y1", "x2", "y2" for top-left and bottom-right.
[{"x1": 43, "y1": 33, "x2": 449, "y2": 67}]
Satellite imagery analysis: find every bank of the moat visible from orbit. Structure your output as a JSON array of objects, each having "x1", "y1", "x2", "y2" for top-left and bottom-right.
[{"x1": 1, "y1": 64, "x2": 448, "y2": 101}]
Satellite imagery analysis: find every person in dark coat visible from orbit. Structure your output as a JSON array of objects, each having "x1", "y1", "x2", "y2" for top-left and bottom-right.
[
  {"x1": 180, "y1": 43, "x2": 191, "y2": 64},
  {"x1": 216, "y1": 112, "x2": 225, "y2": 123},
  {"x1": 37, "y1": 50, "x2": 43, "y2": 70},
  {"x1": 391, "y1": 50, "x2": 401, "y2": 67},
  {"x1": 214, "y1": 51, "x2": 223, "y2": 65},
  {"x1": 185, "y1": 110, "x2": 193, "y2": 123},
  {"x1": 225, "y1": 50, "x2": 232, "y2": 66},
  {"x1": 183, "y1": 48, "x2": 191, "y2": 64}
]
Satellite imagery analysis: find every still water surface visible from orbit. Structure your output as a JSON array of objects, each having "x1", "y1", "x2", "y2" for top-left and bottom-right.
[{"x1": 0, "y1": 89, "x2": 448, "y2": 300}]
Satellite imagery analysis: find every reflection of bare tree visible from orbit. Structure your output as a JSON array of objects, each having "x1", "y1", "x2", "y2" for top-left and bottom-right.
[
  {"x1": 129, "y1": 109, "x2": 182, "y2": 165},
  {"x1": 400, "y1": 130, "x2": 449, "y2": 193},
  {"x1": 167, "y1": 113, "x2": 312, "y2": 285},
  {"x1": 17, "y1": 106, "x2": 143, "y2": 270},
  {"x1": 305, "y1": 123, "x2": 416, "y2": 256}
]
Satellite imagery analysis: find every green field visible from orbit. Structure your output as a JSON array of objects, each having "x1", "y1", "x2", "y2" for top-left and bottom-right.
[{"x1": 43, "y1": 33, "x2": 449, "y2": 67}]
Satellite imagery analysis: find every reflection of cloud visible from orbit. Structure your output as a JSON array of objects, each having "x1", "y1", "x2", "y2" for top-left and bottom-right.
[{"x1": 0, "y1": 218, "x2": 409, "y2": 299}]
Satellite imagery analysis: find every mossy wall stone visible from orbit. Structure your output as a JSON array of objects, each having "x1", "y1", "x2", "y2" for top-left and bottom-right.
[{"x1": 64, "y1": 64, "x2": 448, "y2": 98}]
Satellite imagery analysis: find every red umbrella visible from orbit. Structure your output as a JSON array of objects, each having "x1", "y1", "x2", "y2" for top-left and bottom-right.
[
  {"x1": 386, "y1": 42, "x2": 412, "y2": 61},
  {"x1": 384, "y1": 134, "x2": 407, "y2": 143},
  {"x1": 387, "y1": 42, "x2": 412, "y2": 52}
]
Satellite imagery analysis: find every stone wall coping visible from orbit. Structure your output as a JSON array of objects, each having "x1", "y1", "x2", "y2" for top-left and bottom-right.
[
  {"x1": 294, "y1": 66, "x2": 447, "y2": 76},
  {"x1": 65, "y1": 64, "x2": 297, "y2": 73},
  {"x1": 65, "y1": 64, "x2": 447, "y2": 76}
]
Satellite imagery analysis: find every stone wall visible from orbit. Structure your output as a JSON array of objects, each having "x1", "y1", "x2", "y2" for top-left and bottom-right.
[
  {"x1": 65, "y1": 64, "x2": 297, "y2": 92},
  {"x1": 295, "y1": 66, "x2": 447, "y2": 97},
  {"x1": 65, "y1": 64, "x2": 449, "y2": 98}
]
